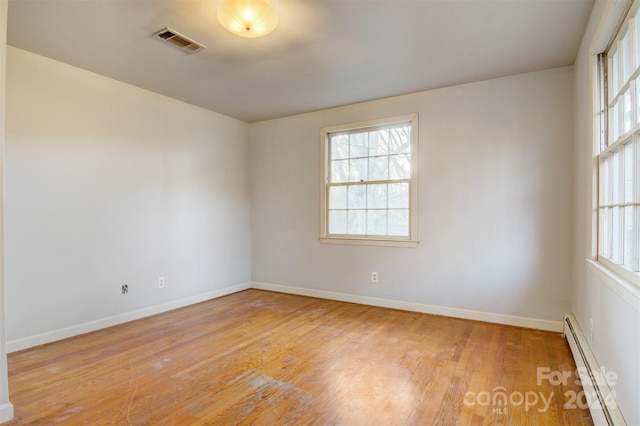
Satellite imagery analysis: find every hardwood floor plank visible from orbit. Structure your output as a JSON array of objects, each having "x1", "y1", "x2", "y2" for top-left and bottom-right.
[{"x1": 6, "y1": 289, "x2": 592, "y2": 425}]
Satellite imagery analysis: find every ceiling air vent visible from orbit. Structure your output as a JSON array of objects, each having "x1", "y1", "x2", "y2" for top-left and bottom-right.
[{"x1": 153, "y1": 28, "x2": 205, "y2": 53}]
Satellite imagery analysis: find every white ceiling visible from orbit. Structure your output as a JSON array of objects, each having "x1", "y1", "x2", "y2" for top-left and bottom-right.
[{"x1": 7, "y1": 0, "x2": 594, "y2": 123}]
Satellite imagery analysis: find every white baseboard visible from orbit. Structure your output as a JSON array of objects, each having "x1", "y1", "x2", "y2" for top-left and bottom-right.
[
  {"x1": 250, "y1": 281, "x2": 564, "y2": 332},
  {"x1": 7, "y1": 282, "x2": 251, "y2": 353},
  {"x1": 7, "y1": 280, "x2": 563, "y2": 353},
  {"x1": 0, "y1": 402, "x2": 14, "y2": 423}
]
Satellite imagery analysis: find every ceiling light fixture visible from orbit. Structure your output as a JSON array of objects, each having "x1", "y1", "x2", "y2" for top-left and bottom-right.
[{"x1": 217, "y1": 0, "x2": 278, "y2": 38}]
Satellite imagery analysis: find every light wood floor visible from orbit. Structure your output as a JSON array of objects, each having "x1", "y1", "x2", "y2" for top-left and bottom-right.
[{"x1": 7, "y1": 289, "x2": 592, "y2": 425}]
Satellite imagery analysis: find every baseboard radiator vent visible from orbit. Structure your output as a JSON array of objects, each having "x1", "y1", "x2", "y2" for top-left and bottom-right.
[{"x1": 564, "y1": 314, "x2": 627, "y2": 425}]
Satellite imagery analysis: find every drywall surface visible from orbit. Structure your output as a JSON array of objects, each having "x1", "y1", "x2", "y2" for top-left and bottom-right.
[
  {"x1": 5, "y1": 47, "x2": 251, "y2": 342},
  {"x1": 572, "y1": 1, "x2": 640, "y2": 424},
  {"x1": 0, "y1": 1, "x2": 15, "y2": 422},
  {"x1": 250, "y1": 67, "x2": 574, "y2": 322}
]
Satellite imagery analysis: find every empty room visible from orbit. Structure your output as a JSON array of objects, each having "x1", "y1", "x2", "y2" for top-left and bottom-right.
[{"x1": 0, "y1": 0, "x2": 638, "y2": 424}]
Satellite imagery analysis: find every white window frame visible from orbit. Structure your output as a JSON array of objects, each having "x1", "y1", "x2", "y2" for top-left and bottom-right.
[
  {"x1": 319, "y1": 114, "x2": 419, "y2": 248},
  {"x1": 596, "y1": 0, "x2": 640, "y2": 288}
]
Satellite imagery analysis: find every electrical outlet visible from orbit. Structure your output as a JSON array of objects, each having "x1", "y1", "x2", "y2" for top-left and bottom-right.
[
  {"x1": 158, "y1": 277, "x2": 165, "y2": 289},
  {"x1": 121, "y1": 284, "x2": 128, "y2": 295},
  {"x1": 371, "y1": 272, "x2": 379, "y2": 283},
  {"x1": 589, "y1": 318, "x2": 594, "y2": 341}
]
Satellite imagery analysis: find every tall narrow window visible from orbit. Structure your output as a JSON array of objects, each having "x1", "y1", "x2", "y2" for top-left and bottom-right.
[
  {"x1": 320, "y1": 115, "x2": 418, "y2": 247},
  {"x1": 598, "y1": 2, "x2": 640, "y2": 285}
]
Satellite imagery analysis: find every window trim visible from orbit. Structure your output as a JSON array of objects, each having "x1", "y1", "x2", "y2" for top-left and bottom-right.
[
  {"x1": 319, "y1": 114, "x2": 419, "y2": 248},
  {"x1": 595, "y1": 0, "x2": 640, "y2": 288}
]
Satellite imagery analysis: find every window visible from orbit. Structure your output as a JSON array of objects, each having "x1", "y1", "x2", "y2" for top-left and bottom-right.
[
  {"x1": 320, "y1": 114, "x2": 418, "y2": 247},
  {"x1": 597, "y1": 2, "x2": 640, "y2": 285}
]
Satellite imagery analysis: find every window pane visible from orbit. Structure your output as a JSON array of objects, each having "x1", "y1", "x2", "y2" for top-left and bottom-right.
[
  {"x1": 367, "y1": 184, "x2": 387, "y2": 209},
  {"x1": 601, "y1": 156, "x2": 610, "y2": 204},
  {"x1": 349, "y1": 133, "x2": 368, "y2": 158},
  {"x1": 349, "y1": 158, "x2": 368, "y2": 182},
  {"x1": 331, "y1": 134, "x2": 349, "y2": 160},
  {"x1": 604, "y1": 207, "x2": 612, "y2": 258},
  {"x1": 329, "y1": 210, "x2": 347, "y2": 234},
  {"x1": 388, "y1": 183, "x2": 409, "y2": 208},
  {"x1": 623, "y1": 89, "x2": 632, "y2": 133},
  {"x1": 623, "y1": 206, "x2": 635, "y2": 269},
  {"x1": 611, "y1": 49, "x2": 619, "y2": 98},
  {"x1": 330, "y1": 159, "x2": 349, "y2": 183},
  {"x1": 625, "y1": 141, "x2": 634, "y2": 203},
  {"x1": 612, "y1": 206, "x2": 620, "y2": 262},
  {"x1": 613, "y1": 150, "x2": 621, "y2": 203},
  {"x1": 637, "y1": 139, "x2": 640, "y2": 201},
  {"x1": 347, "y1": 210, "x2": 366, "y2": 235},
  {"x1": 369, "y1": 129, "x2": 389, "y2": 156},
  {"x1": 390, "y1": 127, "x2": 411, "y2": 154},
  {"x1": 367, "y1": 210, "x2": 387, "y2": 235},
  {"x1": 610, "y1": 102, "x2": 620, "y2": 143},
  {"x1": 389, "y1": 154, "x2": 411, "y2": 180},
  {"x1": 388, "y1": 209, "x2": 409, "y2": 236},
  {"x1": 636, "y1": 207, "x2": 640, "y2": 271},
  {"x1": 349, "y1": 158, "x2": 369, "y2": 182},
  {"x1": 636, "y1": 79, "x2": 640, "y2": 124},
  {"x1": 369, "y1": 156, "x2": 389, "y2": 181},
  {"x1": 329, "y1": 186, "x2": 347, "y2": 209},
  {"x1": 599, "y1": 208, "x2": 608, "y2": 256},
  {"x1": 635, "y1": 15, "x2": 640, "y2": 72},
  {"x1": 347, "y1": 185, "x2": 366, "y2": 209},
  {"x1": 330, "y1": 160, "x2": 349, "y2": 183},
  {"x1": 622, "y1": 30, "x2": 631, "y2": 82}
]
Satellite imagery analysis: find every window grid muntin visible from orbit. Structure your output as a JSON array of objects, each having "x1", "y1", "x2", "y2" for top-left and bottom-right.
[
  {"x1": 325, "y1": 120, "x2": 414, "y2": 239},
  {"x1": 599, "y1": 138, "x2": 640, "y2": 272},
  {"x1": 599, "y1": 4, "x2": 640, "y2": 278},
  {"x1": 320, "y1": 114, "x2": 418, "y2": 243}
]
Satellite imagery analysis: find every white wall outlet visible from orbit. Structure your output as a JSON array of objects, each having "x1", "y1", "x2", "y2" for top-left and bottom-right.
[
  {"x1": 371, "y1": 272, "x2": 379, "y2": 283},
  {"x1": 589, "y1": 318, "x2": 594, "y2": 341},
  {"x1": 158, "y1": 277, "x2": 166, "y2": 289}
]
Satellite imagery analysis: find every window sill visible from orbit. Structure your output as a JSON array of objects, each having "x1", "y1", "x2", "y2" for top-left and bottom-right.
[
  {"x1": 320, "y1": 237, "x2": 419, "y2": 248},
  {"x1": 586, "y1": 259, "x2": 640, "y2": 310}
]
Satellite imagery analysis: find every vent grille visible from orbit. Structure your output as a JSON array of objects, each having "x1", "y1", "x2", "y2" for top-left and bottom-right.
[{"x1": 153, "y1": 28, "x2": 205, "y2": 53}]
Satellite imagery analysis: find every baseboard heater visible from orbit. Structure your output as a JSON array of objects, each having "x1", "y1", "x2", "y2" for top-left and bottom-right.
[{"x1": 563, "y1": 314, "x2": 626, "y2": 425}]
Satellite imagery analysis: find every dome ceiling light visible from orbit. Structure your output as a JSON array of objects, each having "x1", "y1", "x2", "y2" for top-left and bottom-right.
[{"x1": 217, "y1": 0, "x2": 278, "y2": 38}]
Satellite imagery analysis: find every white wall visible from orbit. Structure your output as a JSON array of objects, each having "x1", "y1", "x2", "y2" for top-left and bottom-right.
[
  {"x1": 4, "y1": 47, "x2": 251, "y2": 347},
  {"x1": 250, "y1": 67, "x2": 574, "y2": 326},
  {"x1": 0, "y1": 0, "x2": 14, "y2": 422},
  {"x1": 4, "y1": 6, "x2": 636, "y2": 422},
  {"x1": 573, "y1": 1, "x2": 640, "y2": 424}
]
